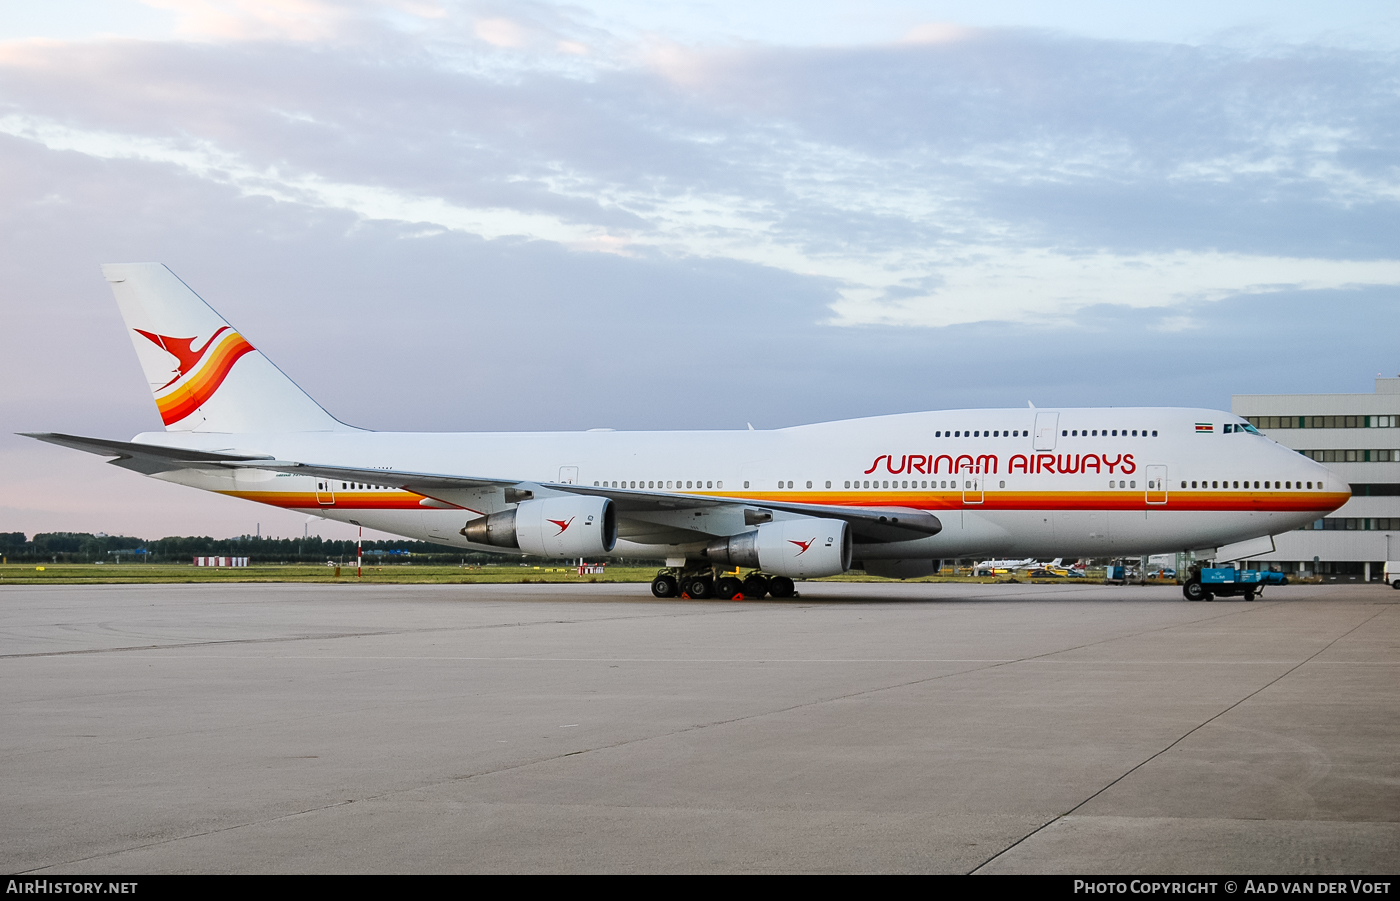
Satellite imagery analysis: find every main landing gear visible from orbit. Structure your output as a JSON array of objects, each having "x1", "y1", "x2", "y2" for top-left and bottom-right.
[{"x1": 651, "y1": 567, "x2": 796, "y2": 600}]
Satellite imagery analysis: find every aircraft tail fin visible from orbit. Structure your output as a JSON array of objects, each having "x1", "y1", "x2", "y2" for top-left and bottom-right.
[{"x1": 103, "y1": 263, "x2": 350, "y2": 433}]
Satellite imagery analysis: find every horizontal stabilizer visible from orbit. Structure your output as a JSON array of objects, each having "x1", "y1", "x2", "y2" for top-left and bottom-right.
[{"x1": 20, "y1": 432, "x2": 274, "y2": 474}]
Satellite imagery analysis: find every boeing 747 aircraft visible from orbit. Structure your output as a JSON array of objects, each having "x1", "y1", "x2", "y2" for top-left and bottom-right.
[{"x1": 26, "y1": 264, "x2": 1349, "y2": 599}]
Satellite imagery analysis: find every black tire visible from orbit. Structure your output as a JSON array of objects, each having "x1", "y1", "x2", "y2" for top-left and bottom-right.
[
  {"x1": 686, "y1": 577, "x2": 713, "y2": 599},
  {"x1": 742, "y1": 575, "x2": 769, "y2": 598},
  {"x1": 768, "y1": 576, "x2": 796, "y2": 598},
  {"x1": 1183, "y1": 579, "x2": 1208, "y2": 602},
  {"x1": 714, "y1": 576, "x2": 742, "y2": 600},
  {"x1": 651, "y1": 575, "x2": 678, "y2": 598},
  {"x1": 1279, "y1": 578, "x2": 1289, "y2": 586},
  {"x1": 1393, "y1": 580, "x2": 1400, "y2": 590},
  {"x1": 1243, "y1": 587, "x2": 1256, "y2": 602}
]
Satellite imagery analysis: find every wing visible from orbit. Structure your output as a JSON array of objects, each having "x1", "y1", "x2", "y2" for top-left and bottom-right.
[
  {"x1": 542, "y1": 482, "x2": 942, "y2": 543},
  {"x1": 23, "y1": 433, "x2": 941, "y2": 542}
]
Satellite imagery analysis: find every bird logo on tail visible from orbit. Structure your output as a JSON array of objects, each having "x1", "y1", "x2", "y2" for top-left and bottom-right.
[{"x1": 135, "y1": 326, "x2": 255, "y2": 425}]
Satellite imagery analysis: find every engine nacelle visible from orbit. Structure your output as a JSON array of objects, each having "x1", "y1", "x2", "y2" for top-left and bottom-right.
[
  {"x1": 462, "y1": 496, "x2": 616, "y2": 556},
  {"x1": 706, "y1": 518, "x2": 852, "y2": 579}
]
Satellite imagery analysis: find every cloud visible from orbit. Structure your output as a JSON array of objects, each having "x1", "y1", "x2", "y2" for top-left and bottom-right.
[{"x1": 139, "y1": 0, "x2": 354, "y2": 42}]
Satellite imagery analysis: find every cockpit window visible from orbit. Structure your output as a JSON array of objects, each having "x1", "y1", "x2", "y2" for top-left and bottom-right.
[{"x1": 1225, "y1": 422, "x2": 1261, "y2": 435}]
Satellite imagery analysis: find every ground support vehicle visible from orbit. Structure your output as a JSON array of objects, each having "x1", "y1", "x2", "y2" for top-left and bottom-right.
[
  {"x1": 1182, "y1": 566, "x2": 1285, "y2": 602},
  {"x1": 651, "y1": 567, "x2": 795, "y2": 600},
  {"x1": 1385, "y1": 561, "x2": 1400, "y2": 589},
  {"x1": 1104, "y1": 565, "x2": 1130, "y2": 584}
]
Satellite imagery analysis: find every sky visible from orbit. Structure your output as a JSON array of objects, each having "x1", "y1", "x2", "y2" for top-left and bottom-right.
[{"x1": 1, "y1": 1, "x2": 1398, "y2": 541}]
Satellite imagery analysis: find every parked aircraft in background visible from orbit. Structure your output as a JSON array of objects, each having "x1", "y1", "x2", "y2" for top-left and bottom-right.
[
  {"x1": 26, "y1": 264, "x2": 1350, "y2": 600},
  {"x1": 974, "y1": 557, "x2": 1040, "y2": 573}
]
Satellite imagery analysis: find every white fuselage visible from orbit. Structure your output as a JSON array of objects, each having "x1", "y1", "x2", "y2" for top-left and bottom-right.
[{"x1": 139, "y1": 406, "x2": 1348, "y2": 562}]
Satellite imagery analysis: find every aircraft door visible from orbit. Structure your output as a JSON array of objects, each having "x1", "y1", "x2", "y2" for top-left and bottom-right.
[
  {"x1": 315, "y1": 479, "x2": 335, "y2": 506},
  {"x1": 558, "y1": 466, "x2": 579, "y2": 485},
  {"x1": 1034, "y1": 412, "x2": 1059, "y2": 451},
  {"x1": 961, "y1": 465, "x2": 984, "y2": 505},
  {"x1": 1145, "y1": 465, "x2": 1168, "y2": 505}
]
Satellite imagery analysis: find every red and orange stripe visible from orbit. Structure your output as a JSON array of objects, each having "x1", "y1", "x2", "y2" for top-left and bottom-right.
[
  {"x1": 154, "y1": 331, "x2": 255, "y2": 425},
  {"x1": 219, "y1": 487, "x2": 1348, "y2": 515}
]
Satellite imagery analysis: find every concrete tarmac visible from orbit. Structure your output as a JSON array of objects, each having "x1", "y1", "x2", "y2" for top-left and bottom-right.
[{"x1": 2, "y1": 580, "x2": 1396, "y2": 874}]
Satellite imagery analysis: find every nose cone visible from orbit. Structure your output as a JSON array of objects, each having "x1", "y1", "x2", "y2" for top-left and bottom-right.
[{"x1": 1315, "y1": 461, "x2": 1351, "y2": 516}]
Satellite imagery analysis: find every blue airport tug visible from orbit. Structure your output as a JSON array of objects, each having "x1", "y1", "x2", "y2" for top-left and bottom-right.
[{"x1": 1182, "y1": 564, "x2": 1287, "y2": 602}]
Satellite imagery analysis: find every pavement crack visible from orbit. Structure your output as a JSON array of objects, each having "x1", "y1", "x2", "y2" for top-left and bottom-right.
[{"x1": 966, "y1": 603, "x2": 1394, "y2": 875}]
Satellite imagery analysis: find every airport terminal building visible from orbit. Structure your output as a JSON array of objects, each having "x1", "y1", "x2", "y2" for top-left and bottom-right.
[{"x1": 1232, "y1": 377, "x2": 1400, "y2": 580}]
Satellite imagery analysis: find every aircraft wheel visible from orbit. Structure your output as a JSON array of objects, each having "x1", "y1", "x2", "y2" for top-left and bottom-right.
[
  {"x1": 1183, "y1": 579, "x2": 1209, "y2": 602},
  {"x1": 685, "y1": 577, "x2": 713, "y2": 599},
  {"x1": 714, "y1": 576, "x2": 742, "y2": 600},
  {"x1": 742, "y1": 575, "x2": 769, "y2": 598},
  {"x1": 651, "y1": 575, "x2": 678, "y2": 598},
  {"x1": 768, "y1": 576, "x2": 796, "y2": 598}
]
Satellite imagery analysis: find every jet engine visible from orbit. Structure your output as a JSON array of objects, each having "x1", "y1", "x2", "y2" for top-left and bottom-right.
[
  {"x1": 461, "y1": 496, "x2": 617, "y2": 556},
  {"x1": 705, "y1": 518, "x2": 852, "y2": 578}
]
